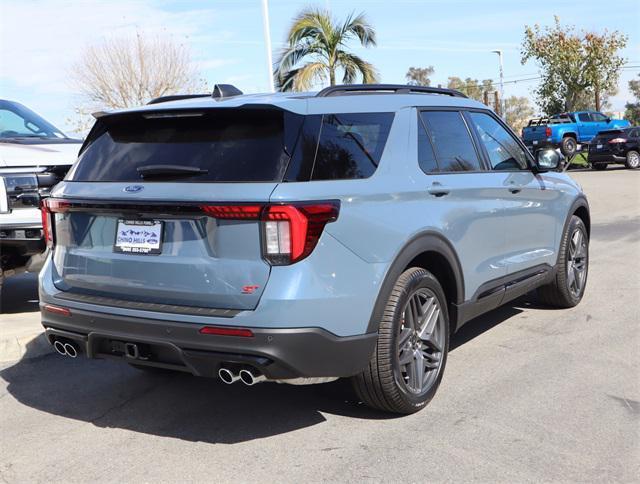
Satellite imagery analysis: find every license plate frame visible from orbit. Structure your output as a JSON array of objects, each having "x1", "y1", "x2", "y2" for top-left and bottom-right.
[
  {"x1": 596, "y1": 144, "x2": 603, "y2": 149},
  {"x1": 113, "y1": 219, "x2": 164, "y2": 255}
]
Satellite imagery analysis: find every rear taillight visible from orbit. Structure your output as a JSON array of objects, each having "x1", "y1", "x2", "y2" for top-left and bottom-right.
[
  {"x1": 40, "y1": 200, "x2": 53, "y2": 248},
  {"x1": 545, "y1": 127, "x2": 552, "y2": 137},
  {"x1": 199, "y1": 201, "x2": 340, "y2": 265},
  {"x1": 262, "y1": 203, "x2": 339, "y2": 265},
  {"x1": 608, "y1": 138, "x2": 627, "y2": 144},
  {"x1": 40, "y1": 198, "x2": 71, "y2": 248}
]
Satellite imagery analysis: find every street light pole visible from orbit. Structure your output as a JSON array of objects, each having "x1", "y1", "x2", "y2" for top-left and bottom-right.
[
  {"x1": 261, "y1": 0, "x2": 275, "y2": 93},
  {"x1": 491, "y1": 49, "x2": 505, "y2": 119}
]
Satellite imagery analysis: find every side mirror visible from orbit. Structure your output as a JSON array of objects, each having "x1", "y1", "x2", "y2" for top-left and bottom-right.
[
  {"x1": 606, "y1": 117, "x2": 611, "y2": 123},
  {"x1": 534, "y1": 148, "x2": 562, "y2": 172}
]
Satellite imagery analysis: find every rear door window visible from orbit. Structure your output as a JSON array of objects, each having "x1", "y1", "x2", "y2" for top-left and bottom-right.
[
  {"x1": 310, "y1": 112, "x2": 394, "y2": 181},
  {"x1": 419, "y1": 111, "x2": 482, "y2": 172},
  {"x1": 69, "y1": 109, "x2": 299, "y2": 183},
  {"x1": 417, "y1": 115, "x2": 438, "y2": 173}
]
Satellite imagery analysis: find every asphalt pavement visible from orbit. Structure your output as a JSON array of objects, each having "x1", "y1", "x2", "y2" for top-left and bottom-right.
[{"x1": 1, "y1": 167, "x2": 638, "y2": 483}]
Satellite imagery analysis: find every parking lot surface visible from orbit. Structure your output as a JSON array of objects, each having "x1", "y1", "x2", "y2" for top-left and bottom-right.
[{"x1": 1, "y1": 168, "x2": 639, "y2": 483}]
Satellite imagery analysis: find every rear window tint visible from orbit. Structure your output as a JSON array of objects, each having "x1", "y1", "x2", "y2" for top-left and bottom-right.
[
  {"x1": 69, "y1": 109, "x2": 299, "y2": 183},
  {"x1": 417, "y1": 115, "x2": 438, "y2": 173},
  {"x1": 420, "y1": 111, "x2": 482, "y2": 172},
  {"x1": 310, "y1": 112, "x2": 394, "y2": 181}
]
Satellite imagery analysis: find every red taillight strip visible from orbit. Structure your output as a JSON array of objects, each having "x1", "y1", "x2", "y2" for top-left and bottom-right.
[
  {"x1": 199, "y1": 326, "x2": 254, "y2": 337},
  {"x1": 200, "y1": 205, "x2": 263, "y2": 219}
]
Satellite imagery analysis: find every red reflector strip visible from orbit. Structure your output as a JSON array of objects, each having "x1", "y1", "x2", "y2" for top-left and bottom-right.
[
  {"x1": 43, "y1": 304, "x2": 72, "y2": 317},
  {"x1": 200, "y1": 205, "x2": 263, "y2": 219},
  {"x1": 199, "y1": 326, "x2": 254, "y2": 337}
]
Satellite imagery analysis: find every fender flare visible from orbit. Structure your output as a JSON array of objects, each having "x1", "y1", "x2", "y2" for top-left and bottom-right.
[
  {"x1": 556, "y1": 195, "x2": 590, "y2": 265},
  {"x1": 365, "y1": 231, "x2": 465, "y2": 333}
]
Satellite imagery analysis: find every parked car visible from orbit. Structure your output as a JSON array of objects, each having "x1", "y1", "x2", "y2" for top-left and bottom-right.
[
  {"x1": 39, "y1": 84, "x2": 590, "y2": 414},
  {"x1": 522, "y1": 111, "x2": 629, "y2": 157},
  {"x1": 588, "y1": 127, "x2": 640, "y2": 170},
  {"x1": 0, "y1": 100, "x2": 81, "y2": 289}
]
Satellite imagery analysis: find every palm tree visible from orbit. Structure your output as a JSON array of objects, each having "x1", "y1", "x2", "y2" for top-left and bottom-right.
[{"x1": 275, "y1": 9, "x2": 379, "y2": 92}]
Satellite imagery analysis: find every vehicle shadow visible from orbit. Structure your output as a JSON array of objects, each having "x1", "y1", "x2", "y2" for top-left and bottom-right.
[
  {"x1": 1, "y1": 273, "x2": 40, "y2": 314},
  {"x1": 1, "y1": 293, "x2": 543, "y2": 444}
]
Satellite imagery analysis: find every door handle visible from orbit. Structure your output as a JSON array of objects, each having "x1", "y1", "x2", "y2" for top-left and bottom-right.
[
  {"x1": 508, "y1": 181, "x2": 522, "y2": 194},
  {"x1": 427, "y1": 182, "x2": 450, "y2": 197}
]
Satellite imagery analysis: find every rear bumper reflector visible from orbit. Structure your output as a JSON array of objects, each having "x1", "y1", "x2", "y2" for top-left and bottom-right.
[
  {"x1": 43, "y1": 304, "x2": 72, "y2": 317},
  {"x1": 199, "y1": 326, "x2": 254, "y2": 337}
]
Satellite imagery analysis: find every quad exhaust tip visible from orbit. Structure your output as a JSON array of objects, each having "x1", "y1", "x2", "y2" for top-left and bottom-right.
[
  {"x1": 53, "y1": 338, "x2": 79, "y2": 358},
  {"x1": 218, "y1": 367, "x2": 241, "y2": 384},
  {"x1": 239, "y1": 369, "x2": 266, "y2": 386}
]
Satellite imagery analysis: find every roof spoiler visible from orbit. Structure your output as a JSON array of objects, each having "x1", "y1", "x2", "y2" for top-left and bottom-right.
[
  {"x1": 146, "y1": 84, "x2": 244, "y2": 105},
  {"x1": 316, "y1": 84, "x2": 467, "y2": 98}
]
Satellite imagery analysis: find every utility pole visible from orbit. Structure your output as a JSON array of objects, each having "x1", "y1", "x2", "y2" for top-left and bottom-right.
[
  {"x1": 261, "y1": 0, "x2": 275, "y2": 93},
  {"x1": 492, "y1": 50, "x2": 505, "y2": 119}
]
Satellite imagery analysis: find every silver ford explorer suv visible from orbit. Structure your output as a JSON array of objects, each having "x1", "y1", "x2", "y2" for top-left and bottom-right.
[{"x1": 39, "y1": 84, "x2": 590, "y2": 414}]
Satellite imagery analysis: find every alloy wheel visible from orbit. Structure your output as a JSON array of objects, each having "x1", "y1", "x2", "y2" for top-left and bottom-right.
[
  {"x1": 397, "y1": 288, "x2": 445, "y2": 394},
  {"x1": 628, "y1": 152, "x2": 640, "y2": 169},
  {"x1": 567, "y1": 228, "x2": 587, "y2": 297}
]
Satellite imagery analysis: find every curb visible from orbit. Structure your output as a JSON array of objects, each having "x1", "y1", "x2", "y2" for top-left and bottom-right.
[{"x1": 0, "y1": 331, "x2": 52, "y2": 363}]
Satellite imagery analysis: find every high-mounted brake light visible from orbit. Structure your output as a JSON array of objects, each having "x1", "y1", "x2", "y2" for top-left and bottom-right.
[{"x1": 608, "y1": 138, "x2": 627, "y2": 144}]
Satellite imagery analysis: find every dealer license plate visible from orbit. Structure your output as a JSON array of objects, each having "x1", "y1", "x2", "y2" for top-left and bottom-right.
[{"x1": 114, "y1": 220, "x2": 163, "y2": 255}]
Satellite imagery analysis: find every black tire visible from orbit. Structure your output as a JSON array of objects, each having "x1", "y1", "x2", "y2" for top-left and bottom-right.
[
  {"x1": 537, "y1": 215, "x2": 589, "y2": 308},
  {"x1": 592, "y1": 163, "x2": 607, "y2": 171},
  {"x1": 352, "y1": 267, "x2": 449, "y2": 414},
  {"x1": 625, "y1": 150, "x2": 640, "y2": 169},
  {"x1": 560, "y1": 136, "x2": 577, "y2": 157}
]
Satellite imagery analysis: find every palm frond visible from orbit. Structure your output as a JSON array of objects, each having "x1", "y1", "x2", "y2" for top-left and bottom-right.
[
  {"x1": 341, "y1": 12, "x2": 377, "y2": 47},
  {"x1": 293, "y1": 61, "x2": 327, "y2": 91},
  {"x1": 337, "y1": 51, "x2": 379, "y2": 84}
]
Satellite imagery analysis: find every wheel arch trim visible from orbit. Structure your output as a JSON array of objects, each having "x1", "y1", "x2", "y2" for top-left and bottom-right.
[{"x1": 366, "y1": 231, "x2": 465, "y2": 333}]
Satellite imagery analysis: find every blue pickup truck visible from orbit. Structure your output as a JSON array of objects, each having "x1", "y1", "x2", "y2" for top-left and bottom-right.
[{"x1": 522, "y1": 111, "x2": 630, "y2": 157}]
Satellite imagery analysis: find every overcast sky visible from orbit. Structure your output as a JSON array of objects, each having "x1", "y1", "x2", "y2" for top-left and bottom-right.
[{"x1": 1, "y1": 0, "x2": 638, "y2": 134}]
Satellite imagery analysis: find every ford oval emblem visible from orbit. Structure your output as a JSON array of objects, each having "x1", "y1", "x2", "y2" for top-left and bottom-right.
[{"x1": 124, "y1": 185, "x2": 144, "y2": 193}]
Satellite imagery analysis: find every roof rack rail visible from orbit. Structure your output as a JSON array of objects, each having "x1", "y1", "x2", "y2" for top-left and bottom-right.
[
  {"x1": 316, "y1": 84, "x2": 467, "y2": 98},
  {"x1": 147, "y1": 94, "x2": 210, "y2": 105}
]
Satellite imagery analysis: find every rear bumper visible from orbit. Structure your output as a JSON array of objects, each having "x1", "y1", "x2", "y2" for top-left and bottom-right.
[
  {"x1": 41, "y1": 304, "x2": 377, "y2": 379},
  {"x1": 588, "y1": 152, "x2": 626, "y2": 163}
]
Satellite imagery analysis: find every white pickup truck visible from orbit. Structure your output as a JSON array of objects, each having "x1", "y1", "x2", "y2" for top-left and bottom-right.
[{"x1": 0, "y1": 100, "x2": 81, "y2": 288}]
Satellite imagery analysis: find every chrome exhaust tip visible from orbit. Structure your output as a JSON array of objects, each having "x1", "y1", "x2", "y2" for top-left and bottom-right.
[
  {"x1": 53, "y1": 340, "x2": 67, "y2": 356},
  {"x1": 218, "y1": 367, "x2": 240, "y2": 384},
  {"x1": 63, "y1": 342, "x2": 78, "y2": 358},
  {"x1": 239, "y1": 369, "x2": 266, "y2": 386}
]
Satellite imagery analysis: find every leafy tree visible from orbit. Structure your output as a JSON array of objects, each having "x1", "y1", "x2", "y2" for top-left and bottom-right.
[
  {"x1": 504, "y1": 96, "x2": 535, "y2": 134},
  {"x1": 624, "y1": 74, "x2": 640, "y2": 125},
  {"x1": 275, "y1": 9, "x2": 379, "y2": 91},
  {"x1": 446, "y1": 77, "x2": 494, "y2": 102},
  {"x1": 406, "y1": 66, "x2": 434, "y2": 86},
  {"x1": 521, "y1": 17, "x2": 627, "y2": 114}
]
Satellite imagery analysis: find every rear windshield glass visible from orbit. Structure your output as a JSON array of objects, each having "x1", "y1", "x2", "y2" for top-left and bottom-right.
[{"x1": 69, "y1": 109, "x2": 298, "y2": 182}]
